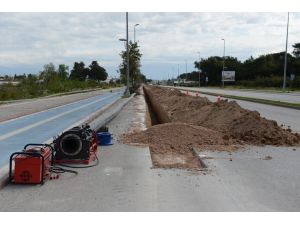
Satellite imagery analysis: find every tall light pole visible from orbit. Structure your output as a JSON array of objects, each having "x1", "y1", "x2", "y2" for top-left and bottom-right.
[
  {"x1": 119, "y1": 13, "x2": 130, "y2": 95},
  {"x1": 221, "y1": 38, "x2": 225, "y2": 88},
  {"x1": 197, "y1": 51, "x2": 201, "y2": 87},
  {"x1": 185, "y1": 59, "x2": 187, "y2": 74},
  {"x1": 134, "y1": 23, "x2": 139, "y2": 43},
  {"x1": 283, "y1": 12, "x2": 289, "y2": 92},
  {"x1": 126, "y1": 12, "x2": 130, "y2": 95}
]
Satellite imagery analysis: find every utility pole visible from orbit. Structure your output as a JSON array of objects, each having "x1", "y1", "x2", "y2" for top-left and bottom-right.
[
  {"x1": 283, "y1": 12, "x2": 289, "y2": 92},
  {"x1": 185, "y1": 59, "x2": 187, "y2": 74},
  {"x1": 221, "y1": 38, "x2": 225, "y2": 88},
  {"x1": 197, "y1": 52, "x2": 201, "y2": 87},
  {"x1": 126, "y1": 12, "x2": 129, "y2": 95}
]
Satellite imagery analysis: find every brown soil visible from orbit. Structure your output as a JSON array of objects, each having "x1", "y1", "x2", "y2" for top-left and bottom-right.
[
  {"x1": 144, "y1": 86, "x2": 300, "y2": 146},
  {"x1": 121, "y1": 85, "x2": 300, "y2": 170},
  {"x1": 122, "y1": 123, "x2": 240, "y2": 169}
]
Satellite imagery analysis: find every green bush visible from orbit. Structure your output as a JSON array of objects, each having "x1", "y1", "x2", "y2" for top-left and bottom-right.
[
  {"x1": 236, "y1": 75, "x2": 300, "y2": 89},
  {"x1": 0, "y1": 77, "x2": 119, "y2": 101}
]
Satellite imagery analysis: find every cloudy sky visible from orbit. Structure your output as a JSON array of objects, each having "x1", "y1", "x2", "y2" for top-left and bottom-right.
[{"x1": 0, "y1": 12, "x2": 299, "y2": 80}]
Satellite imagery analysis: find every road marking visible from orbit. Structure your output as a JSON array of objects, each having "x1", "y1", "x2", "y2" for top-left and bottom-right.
[{"x1": 0, "y1": 93, "x2": 117, "y2": 141}]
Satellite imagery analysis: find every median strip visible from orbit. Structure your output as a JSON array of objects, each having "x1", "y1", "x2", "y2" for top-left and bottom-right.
[{"x1": 177, "y1": 88, "x2": 300, "y2": 110}]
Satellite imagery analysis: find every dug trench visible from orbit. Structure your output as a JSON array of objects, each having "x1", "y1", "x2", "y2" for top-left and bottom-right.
[{"x1": 121, "y1": 85, "x2": 300, "y2": 170}]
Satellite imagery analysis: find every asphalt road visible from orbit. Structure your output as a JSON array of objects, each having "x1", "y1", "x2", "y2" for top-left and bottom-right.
[
  {"x1": 0, "y1": 88, "x2": 121, "y2": 122},
  {"x1": 0, "y1": 93, "x2": 299, "y2": 211},
  {"x1": 0, "y1": 89, "x2": 124, "y2": 168},
  {"x1": 174, "y1": 86, "x2": 300, "y2": 104}
]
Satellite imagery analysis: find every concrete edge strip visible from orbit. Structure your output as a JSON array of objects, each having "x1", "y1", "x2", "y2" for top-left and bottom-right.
[
  {"x1": 191, "y1": 147, "x2": 207, "y2": 169},
  {"x1": 0, "y1": 93, "x2": 134, "y2": 190},
  {"x1": 176, "y1": 87, "x2": 300, "y2": 110}
]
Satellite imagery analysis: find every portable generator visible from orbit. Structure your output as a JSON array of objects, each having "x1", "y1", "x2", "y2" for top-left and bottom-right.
[
  {"x1": 9, "y1": 144, "x2": 54, "y2": 184},
  {"x1": 53, "y1": 124, "x2": 98, "y2": 164}
]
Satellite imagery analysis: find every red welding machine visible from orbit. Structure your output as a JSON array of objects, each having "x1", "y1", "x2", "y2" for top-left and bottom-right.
[{"x1": 9, "y1": 144, "x2": 54, "y2": 184}]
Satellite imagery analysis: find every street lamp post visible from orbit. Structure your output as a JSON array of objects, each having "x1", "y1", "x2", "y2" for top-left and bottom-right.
[
  {"x1": 283, "y1": 12, "x2": 289, "y2": 92},
  {"x1": 134, "y1": 24, "x2": 140, "y2": 43},
  {"x1": 126, "y1": 13, "x2": 129, "y2": 94},
  {"x1": 185, "y1": 59, "x2": 187, "y2": 74},
  {"x1": 221, "y1": 38, "x2": 225, "y2": 88},
  {"x1": 197, "y1": 52, "x2": 201, "y2": 87},
  {"x1": 119, "y1": 12, "x2": 130, "y2": 95}
]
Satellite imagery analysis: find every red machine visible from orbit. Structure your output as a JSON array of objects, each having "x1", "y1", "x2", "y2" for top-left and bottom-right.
[{"x1": 9, "y1": 144, "x2": 54, "y2": 184}]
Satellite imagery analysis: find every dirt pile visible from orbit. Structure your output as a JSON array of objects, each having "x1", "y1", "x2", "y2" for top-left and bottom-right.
[
  {"x1": 122, "y1": 123, "x2": 239, "y2": 169},
  {"x1": 144, "y1": 86, "x2": 300, "y2": 146},
  {"x1": 122, "y1": 86, "x2": 300, "y2": 170}
]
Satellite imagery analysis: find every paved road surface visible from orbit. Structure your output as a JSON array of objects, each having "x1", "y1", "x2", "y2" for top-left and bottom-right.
[
  {"x1": 0, "y1": 88, "x2": 121, "y2": 122},
  {"x1": 174, "y1": 86, "x2": 300, "y2": 104},
  {"x1": 0, "y1": 89, "x2": 123, "y2": 168},
  {"x1": 0, "y1": 94, "x2": 299, "y2": 211}
]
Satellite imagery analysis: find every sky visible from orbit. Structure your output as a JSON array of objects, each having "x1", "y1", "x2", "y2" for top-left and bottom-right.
[{"x1": 0, "y1": 12, "x2": 299, "y2": 80}]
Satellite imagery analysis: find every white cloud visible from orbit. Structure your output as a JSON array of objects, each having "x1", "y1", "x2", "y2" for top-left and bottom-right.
[{"x1": 0, "y1": 12, "x2": 299, "y2": 79}]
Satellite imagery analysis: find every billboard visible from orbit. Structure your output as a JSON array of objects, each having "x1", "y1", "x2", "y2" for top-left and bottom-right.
[
  {"x1": 222, "y1": 71, "x2": 235, "y2": 81},
  {"x1": 222, "y1": 71, "x2": 235, "y2": 82}
]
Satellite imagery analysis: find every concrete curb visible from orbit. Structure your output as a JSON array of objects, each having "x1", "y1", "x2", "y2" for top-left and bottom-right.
[
  {"x1": 0, "y1": 92, "x2": 134, "y2": 190},
  {"x1": 89, "y1": 94, "x2": 135, "y2": 131}
]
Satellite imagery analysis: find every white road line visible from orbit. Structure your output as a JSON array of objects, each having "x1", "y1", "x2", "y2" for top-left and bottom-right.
[{"x1": 0, "y1": 94, "x2": 116, "y2": 141}]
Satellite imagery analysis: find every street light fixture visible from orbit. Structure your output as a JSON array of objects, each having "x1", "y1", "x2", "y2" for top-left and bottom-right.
[
  {"x1": 134, "y1": 24, "x2": 140, "y2": 43},
  {"x1": 221, "y1": 38, "x2": 225, "y2": 88}
]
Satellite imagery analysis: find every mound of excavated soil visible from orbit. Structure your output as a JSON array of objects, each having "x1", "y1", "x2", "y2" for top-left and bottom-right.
[
  {"x1": 145, "y1": 86, "x2": 300, "y2": 146},
  {"x1": 122, "y1": 123, "x2": 240, "y2": 169}
]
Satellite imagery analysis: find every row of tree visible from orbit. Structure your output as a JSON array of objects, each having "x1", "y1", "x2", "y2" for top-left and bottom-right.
[
  {"x1": 1, "y1": 61, "x2": 108, "y2": 83},
  {"x1": 178, "y1": 42, "x2": 300, "y2": 87},
  {"x1": 40, "y1": 61, "x2": 108, "y2": 82},
  {"x1": 0, "y1": 61, "x2": 118, "y2": 101}
]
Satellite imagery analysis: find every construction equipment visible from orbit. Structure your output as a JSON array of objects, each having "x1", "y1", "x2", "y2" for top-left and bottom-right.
[
  {"x1": 53, "y1": 124, "x2": 98, "y2": 164},
  {"x1": 9, "y1": 144, "x2": 54, "y2": 184}
]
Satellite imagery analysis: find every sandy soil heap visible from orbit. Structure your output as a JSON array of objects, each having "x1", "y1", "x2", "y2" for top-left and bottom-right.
[
  {"x1": 122, "y1": 123, "x2": 239, "y2": 169},
  {"x1": 122, "y1": 86, "x2": 300, "y2": 170},
  {"x1": 145, "y1": 86, "x2": 300, "y2": 146}
]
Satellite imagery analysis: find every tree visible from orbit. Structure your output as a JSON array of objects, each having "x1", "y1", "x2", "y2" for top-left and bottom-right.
[
  {"x1": 57, "y1": 64, "x2": 69, "y2": 79},
  {"x1": 39, "y1": 63, "x2": 57, "y2": 84},
  {"x1": 69, "y1": 62, "x2": 89, "y2": 81},
  {"x1": 88, "y1": 61, "x2": 108, "y2": 82},
  {"x1": 292, "y1": 43, "x2": 300, "y2": 58},
  {"x1": 119, "y1": 41, "x2": 143, "y2": 87}
]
